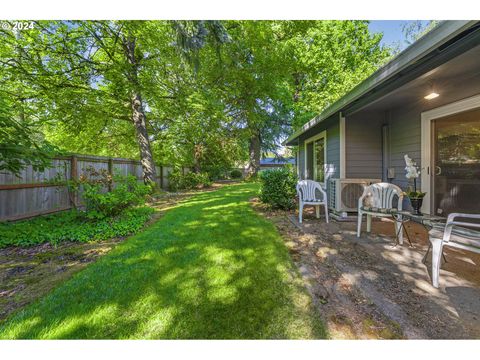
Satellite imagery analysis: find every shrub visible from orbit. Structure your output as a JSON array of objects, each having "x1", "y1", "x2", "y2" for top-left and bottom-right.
[
  {"x1": 0, "y1": 206, "x2": 154, "y2": 248},
  {"x1": 202, "y1": 165, "x2": 227, "y2": 181},
  {"x1": 82, "y1": 174, "x2": 152, "y2": 220},
  {"x1": 168, "y1": 169, "x2": 212, "y2": 191},
  {"x1": 230, "y1": 169, "x2": 243, "y2": 179},
  {"x1": 259, "y1": 166, "x2": 297, "y2": 210}
]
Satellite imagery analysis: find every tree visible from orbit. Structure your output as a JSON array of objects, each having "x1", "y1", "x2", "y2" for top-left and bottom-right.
[
  {"x1": 0, "y1": 21, "x2": 391, "y2": 180},
  {"x1": 402, "y1": 20, "x2": 439, "y2": 45},
  {"x1": 208, "y1": 21, "x2": 390, "y2": 175},
  {"x1": 1, "y1": 20, "x2": 227, "y2": 184},
  {"x1": 0, "y1": 92, "x2": 55, "y2": 175},
  {"x1": 278, "y1": 20, "x2": 391, "y2": 129}
]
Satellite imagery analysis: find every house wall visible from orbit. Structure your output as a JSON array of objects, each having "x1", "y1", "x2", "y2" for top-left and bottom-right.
[{"x1": 345, "y1": 112, "x2": 384, "y2": 180}]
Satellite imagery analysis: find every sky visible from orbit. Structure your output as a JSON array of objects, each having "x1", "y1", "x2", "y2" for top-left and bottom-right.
[{"x1": 368, "y1": 20, "x2": 429, "y2": 51}]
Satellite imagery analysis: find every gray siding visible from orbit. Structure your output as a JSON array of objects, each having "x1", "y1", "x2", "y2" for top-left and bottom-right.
[
  {"x1": 345, "y1": 113, "x2": 383, "y2": 179},
  {"x1": 387, "y1": 105, "x2": 422, "y2": 190},
  {"x1": 326, "y1": 122, "x2": 340, "y2": 181}
]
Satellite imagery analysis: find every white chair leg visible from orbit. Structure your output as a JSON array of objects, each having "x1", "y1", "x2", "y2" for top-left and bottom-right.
[
  {"x1": 357, "y1": 212, "x2": 363, "y2": 237},
  {"x1": 431, "y1": 238, "x2": 443, "y2": 288},
  {"x1": 324, "y1": 203, "x2": 329, "y2": 223},
  {"x1": 315, "y1": 205, "x2": 320, "y2": 218},
  {"x1": 299, "y1": 203, "x2": 303, "y2": 224},
  {"x1": 395, "y1": 220, "x2": 404, "y2": 245},
  {"x1": 366, "y1": 214, "x2": 372, "y2": 233}
]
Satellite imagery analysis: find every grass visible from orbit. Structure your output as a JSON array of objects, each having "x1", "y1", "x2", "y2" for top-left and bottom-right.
[{"x1": 0, "y1": 183, "x2": 326, "y2": 339}]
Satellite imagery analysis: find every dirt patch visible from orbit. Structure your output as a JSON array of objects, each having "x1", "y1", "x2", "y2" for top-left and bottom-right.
[
  {"x1": 0, "y1": 239, "x2": 121, "y2": 321},
  {"x1": 251, "y1": 199, "x2": 404, "y2": 339},
  {"x1": 251, "y1": 198, "x2": 480, "y2": 339},
  {"x1": 0, "y1": 183, "x2": 232, "y2": 323}
]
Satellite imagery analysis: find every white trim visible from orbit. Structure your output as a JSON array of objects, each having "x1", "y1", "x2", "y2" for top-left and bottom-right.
[
  {"x1": 339, "y1": 113, "x2": 346, "y2": 178},
  {"x1": 421, "y1": 93, "x2": 480, "y2": 214},
  {"x1": 304, "y1": 130, "x2": 327, "y2": 186}
]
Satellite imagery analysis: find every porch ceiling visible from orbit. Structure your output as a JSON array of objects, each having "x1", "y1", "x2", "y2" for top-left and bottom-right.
[{"x1": 348, "y1": 44, "x2": 480, "y2": 115}]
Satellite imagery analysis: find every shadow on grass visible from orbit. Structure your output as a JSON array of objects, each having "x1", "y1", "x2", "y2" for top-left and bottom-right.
[{"x1": 0, "y1": 183, "x2": 325, "y2": 339}]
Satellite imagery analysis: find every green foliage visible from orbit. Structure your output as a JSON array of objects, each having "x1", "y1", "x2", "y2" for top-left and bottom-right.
[
  {"x1": 404, "y1": 189, "x2": 427, "y2": 200},
  {"x1": 168, "y1": 169, "x2": 212, "y2": 191},
  {"x1": 0, "y1": 20, "x2": 391, "y2": 179},
  {"x1": 230, "y1": 169, "x2": 243, "y2": 179},
  {"x1": 279, "y1": 20, "x2": 392, "y2": 129},
  {"x1": 259, "y1": 166, "x2": 298, "y2": 210},
  {"x1": 402, "y1": 20, "x2": 439, "y2": 45},
  {"x1": 82, "y1": 174, "x2": 152, "y2": 220},
  {"x1": 0, "y1": 207, "x2": 154, "y2": 249},
  {"x1": 0, "y1": 93, "x2": 57, "y2": 176}
]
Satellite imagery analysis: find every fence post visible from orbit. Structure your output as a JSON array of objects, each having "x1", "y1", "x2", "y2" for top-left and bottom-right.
[
  {"x1": 107, "y1": 158, "x2": 114, "y2": 191},
  {"x1": 70, "y1": 155, "x2": 78, "y2": 208}
]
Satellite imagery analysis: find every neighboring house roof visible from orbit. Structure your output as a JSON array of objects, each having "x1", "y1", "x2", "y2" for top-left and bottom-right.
[
  {"x1": 260, "y1": 157, "x2": 296, "y2": 166},
  {"x1": 284, "y1": 20, "x2": 480, "y2": 146}
]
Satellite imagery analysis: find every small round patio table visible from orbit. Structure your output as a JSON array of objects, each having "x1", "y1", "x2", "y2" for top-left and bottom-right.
[{"x1": 390, "y1": 210, "x2": 447, "y2": 263}]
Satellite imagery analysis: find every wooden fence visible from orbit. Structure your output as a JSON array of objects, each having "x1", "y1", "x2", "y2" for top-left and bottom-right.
[{"x1": 0, "y1": 154, "x2": 190, "y2": 221}]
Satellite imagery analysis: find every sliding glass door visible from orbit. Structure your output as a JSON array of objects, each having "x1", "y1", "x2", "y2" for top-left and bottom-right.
[{"x1": 432, "y1": 108, "x2": 480, "y2": 215}]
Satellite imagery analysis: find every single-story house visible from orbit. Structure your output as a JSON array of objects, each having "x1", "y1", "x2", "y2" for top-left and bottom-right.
[
  {"x1": 260, "y1": 157, "x2": 296, "y2": 170},
  {"x1": 285, "y1": 20, "x2": 480, "y2": 216}
]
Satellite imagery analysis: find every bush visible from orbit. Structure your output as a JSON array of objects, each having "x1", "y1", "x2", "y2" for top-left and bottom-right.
[
  {"x1": 82, "y1": 174, "x2": 152, "y2": 220},
  {"x1": 259, "y1": 166, "x2": 297, "y2": 210},
  {"x1": 230, "y1": 169, "x2": 243, "y2": 179},
  {"x1": 0, "y1": 206, "x2": 155, "y2": 248},
  {"x1": 168, "y1": 169, "x2": 212, "y2": 191}
]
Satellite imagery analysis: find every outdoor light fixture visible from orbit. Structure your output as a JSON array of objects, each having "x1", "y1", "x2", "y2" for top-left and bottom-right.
[
  {"x1": 424, "y1": 92, "x2": 439, "y2": 100},
  {"x1": 424, "y1": 81, "x2": 439, "y2": 100}
]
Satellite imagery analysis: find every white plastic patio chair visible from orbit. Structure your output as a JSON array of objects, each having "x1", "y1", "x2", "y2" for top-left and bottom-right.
[
  {"x1": 357, "y1": 182, "x2": 404, "y2": 243},
  {"x1": 296, "y1": 180, "x2": 329, "y2": 224},
  {"x1": 428, "y1": 213, "x2": 480, "y2": 288}
]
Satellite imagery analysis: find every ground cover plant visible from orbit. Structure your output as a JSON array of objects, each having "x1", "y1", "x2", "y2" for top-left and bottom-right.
[
  {"x1": 0, "y1": 183, "x2": 326, "y2": 339},
  {"x1": 0, "y1": 207, "x2": 154, "y2": 249}
]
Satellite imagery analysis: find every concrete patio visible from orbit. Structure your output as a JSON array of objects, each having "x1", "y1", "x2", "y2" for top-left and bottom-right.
[{"x1": 287, "y1": 210, "x2": 480, "y2": 338}]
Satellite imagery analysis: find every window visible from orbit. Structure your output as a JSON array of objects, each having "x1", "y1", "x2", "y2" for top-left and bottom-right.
[{"x1": 304, "y1": 131, "x2": 327, "y2": 184}]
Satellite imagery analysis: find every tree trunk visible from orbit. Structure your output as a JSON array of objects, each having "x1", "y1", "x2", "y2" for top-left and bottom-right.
[
  {"x1": 293, "y1": 72, "x2": 301, "y2": 103},
  {"x1": 247, "y1": 131, "x2": 261, "y2": 176},
  {"x1": 131, "y1": 93, "x2": 156, "y2": 184},
  {"x1": 124, "y1": 35, "x2": 157, "y2": 185},
  {"x1": 193, "y1": 144, "x2": 202, "y2": 173}
]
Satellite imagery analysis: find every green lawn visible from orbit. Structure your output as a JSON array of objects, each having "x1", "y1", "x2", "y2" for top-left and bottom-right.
[{"x1": 0, "y1": 183, "x2": 326, "y2": 339}]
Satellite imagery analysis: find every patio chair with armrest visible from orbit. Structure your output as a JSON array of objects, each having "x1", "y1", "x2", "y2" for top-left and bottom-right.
[
  {"x1": 429, "y1": 213, "x2": 480, "y2": 288},
  {"x1": 296, "y1": 180, "x2": 329, "y2": 224},
  {"x1": 357, "y1": 182, "x2": 404, "y2": 244}
]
